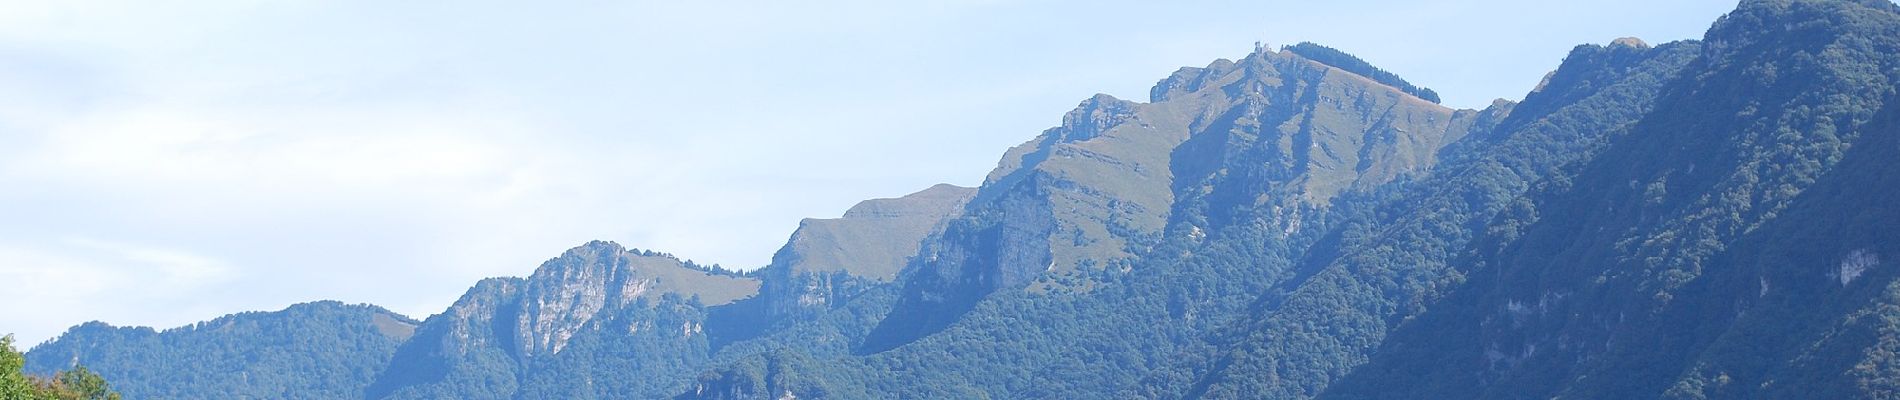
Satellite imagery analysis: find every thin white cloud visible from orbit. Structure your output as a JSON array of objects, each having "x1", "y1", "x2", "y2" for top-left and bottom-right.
[
  {"x1": 0, "y1": 238, "x2": 238, "y2": 345},
  {"x1": 63, "y1": 237, "x2": 235, "y2": 288},
  {"x1": 12, "y1": 104, "x2": 529, "y2": 186},
  {"x1": 0, "y1": 246, "x2": 123, "y2": 298}
]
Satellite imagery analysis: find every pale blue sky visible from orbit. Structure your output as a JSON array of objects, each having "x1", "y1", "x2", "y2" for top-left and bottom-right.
[{"x1": 0, "y1": 0, "x2": 1737, "y2": 345}]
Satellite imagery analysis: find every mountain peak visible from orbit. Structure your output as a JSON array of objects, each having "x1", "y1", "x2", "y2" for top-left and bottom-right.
[
  {"x1": 788, "y1": 183, "x2": 976, "y2": 280},
  {"x1": 1610, "y1": 36, "x2": 1651, "y2": 48},
  {"x1": 1150, "y1": 58, "x2": 1238, "y2": 102},
  {"x1": 389, "y1": 240, "x2": 767, "y2": 377},
  {"x1": 754, "y1": 184, "x2": 977, "y2": 322},
  {"x1": 841, "y1": 184, "x2": 974, "y2": 220},
  {"x1": 1280, "y1": 41, "x2": 1442, "y2": 103},
  {"x1": 526, "y1": 241, "x2": 759, "y2": 308},
  {"x1": 1052, "y1": 93, "x2": 1140, "y2": 142},
  {"x1": 1706, "y1": 0, "x2": 1900, "y2": 58},
  {"x1": 568, "y1": 239, "x2": 624, "y2": 255}
]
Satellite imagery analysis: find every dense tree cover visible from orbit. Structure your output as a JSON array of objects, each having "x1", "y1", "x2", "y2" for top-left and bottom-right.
[
  {"x1": 1280, "y1": 42, "x2": 1442, "y2": 103},
  {"x1": 362, "y1": 279, "x2": 527, "y2": 400},
  {"x1": 1325, "y1": 0, "x2": 1900, "y2": 398},
  {"x1": 630, "y1": 247, "x2": 757, "y2": 278},
  {"x1": 3, "y1": 335, "x2": 120, "y2": 400},
  {"x1": 24, "y1": 302, "x2": 414, "y2": 400}
]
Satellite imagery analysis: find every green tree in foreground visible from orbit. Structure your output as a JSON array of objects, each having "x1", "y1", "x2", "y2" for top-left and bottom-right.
[{"x1": 2, "y1": 335, "x2": 119, "y2": 400}]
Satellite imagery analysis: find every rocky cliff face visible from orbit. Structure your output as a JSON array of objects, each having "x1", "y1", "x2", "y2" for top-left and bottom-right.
[
  {"x1": 515, "y1": 241, "x2": 757, "y2": 358},
  {"x1": 366, "y1": 241, "x2": 759, "y2": 399}
]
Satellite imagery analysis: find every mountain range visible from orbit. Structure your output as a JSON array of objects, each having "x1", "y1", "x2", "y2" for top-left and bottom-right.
[{"x1": 20, "y1": 0, "x2": 1900, "y2": 398}]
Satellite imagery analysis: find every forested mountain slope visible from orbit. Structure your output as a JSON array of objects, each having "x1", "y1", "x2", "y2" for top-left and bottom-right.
[
  {"x1": 1328, "y1": 0, "x2": 1900, "y2": 398},
  {"x1": 1167, "y1": 35, "x2": 1703, "y2": 400},
  {"x1": 25, "y1": 302, "x2": 415, "y2": 399}
]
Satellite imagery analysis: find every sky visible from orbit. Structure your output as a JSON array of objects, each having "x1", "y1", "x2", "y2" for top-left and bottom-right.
[{"x1": 0, "y1": 0, "x2": 1739, "y2": 346}]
